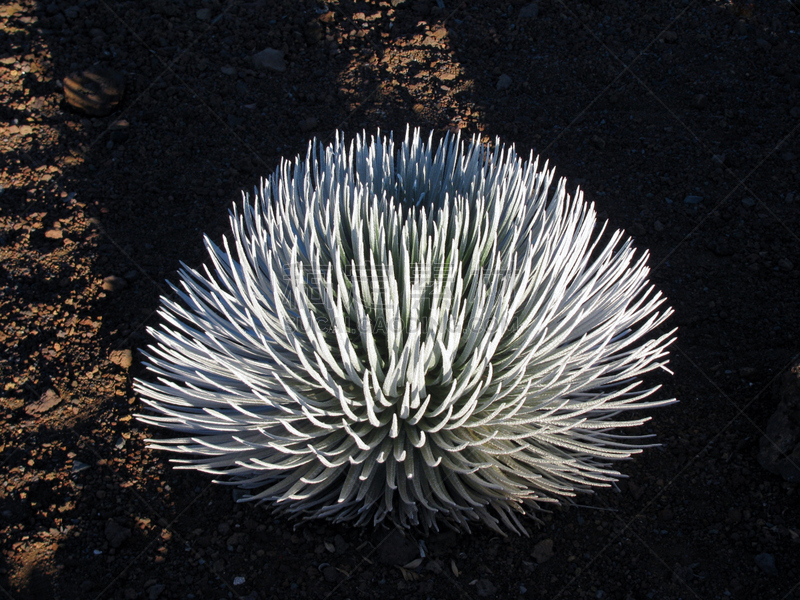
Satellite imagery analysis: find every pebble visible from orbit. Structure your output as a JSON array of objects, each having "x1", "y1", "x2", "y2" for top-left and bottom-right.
[
  {"x1": 24, "y1": 388, "x2": 62, "y2": 416},
  {"x1": 252, "y1": 48, "x2": 286, "y2": 72},
  {"x1": 755, "y1": 553, "x2": 777, "y2": 575},
  {"x1": 196, "y1": 8, "x2": 211, "y2": 21},
  {"x1": 220, "y1": 66, "x2": 236, "y2": 76},
  {"x1": 72, "y1": 460, "x2": 90, "y2": 474},
  {"x1": 496, "y1": 74, "x2": 512, "y2": 91},
  {"x1": 683, "y1": 195, "x2": 703, "y2": 204},
  {"x1": 105, "y1": 518, "x2": 131, "y2": 549},
  {"x1": 532, "y1": 538, "x2": 554, "y2": 563},
  {"x1": 45, "y1": 228, "x2": 63, "y2": 239},
  {"x1": 590, "y1": 135, "x2": 606, "y2": 150},
  {"x1": 653, "y1": 220, "x2": 665, "y2": 232},
  {"x1": 662, "y1": 31, "x2": 678, "y2": 43},
  {"x1": 519, "y1": 3, "x2": 539, "y2": 18},
  {"x1": 741, "y1": 197, "x2": 756, "y2": 207},
  {"x1": 102, "y1": 275, "x2": 127, "y2": 291},
  {"x1": 756, "y1": 38, "x2": 772, "y2": 51},
  {"x1": 778, "y1": 258, "x2": 793, "y2": 271},
  {"x1": 63, "y1": 66, "x2": 125, "y2": 117},
  {"x1": 147, "y1": 584, "x2": 165, "y2": 600},
  {"x1": 109, "y1": 349, "x2": 133, "y2": 369}
]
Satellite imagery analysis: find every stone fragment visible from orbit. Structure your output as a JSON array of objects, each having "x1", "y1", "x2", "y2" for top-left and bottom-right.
[
  {"x1": 25, "y1": 388, "x2": 62, "y2": 415},
  {"x1": 102, "y1": 275, "x2": 127, "y2": 291},
  {"x1": 532, "y1": 538, "x2": 554, "y2": 563},
  {"x1": 755, "y1": 552, "x2": 778, "y2": 575},
  {"x1": 496, "y1": 74, "x2": 512, "y2": 91},
  {"x1": 252, "y1": 48, "x2": 286, "y2": 72},
  {"x1": 109, "y1": 349, "x2": 133, "y2": 369},
  {"x1": 105, "y1": 519, "x2": 131, "y2": 549},
  {"x1": 519, "y1": 3, "x2": 539, "y2": 18}
]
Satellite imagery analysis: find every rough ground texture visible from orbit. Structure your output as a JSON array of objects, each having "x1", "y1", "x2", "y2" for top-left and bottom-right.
[{"x1": 1, "y1": 0, "x2": 799, "y2": 599}]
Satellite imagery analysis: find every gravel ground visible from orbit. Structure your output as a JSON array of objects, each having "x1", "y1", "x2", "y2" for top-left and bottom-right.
[{"x1": 1, "y1": 0, "x2": 799, "y2": 599}]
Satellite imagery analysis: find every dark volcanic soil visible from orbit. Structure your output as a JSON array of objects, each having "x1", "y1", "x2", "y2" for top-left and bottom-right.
[{"x1": 1, "y1": 1, "x2": 799, "y2": 599}]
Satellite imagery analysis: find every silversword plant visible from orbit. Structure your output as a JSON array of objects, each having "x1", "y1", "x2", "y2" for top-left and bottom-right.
[{"x1": 135, "y1": 128, "x2": 676, "y2": 534}]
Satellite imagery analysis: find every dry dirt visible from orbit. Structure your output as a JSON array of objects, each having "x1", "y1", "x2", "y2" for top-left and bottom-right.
[{"x1": 1, "y1": 0, "x2": 799, "y2": 599}]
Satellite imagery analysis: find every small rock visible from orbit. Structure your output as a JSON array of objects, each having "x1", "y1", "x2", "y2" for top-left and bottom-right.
[
  {"x1": 105, "y1": 519, "x2": 131, "y2": 549},
  {"x1": 712, "y1": 154, "x2": 726, "y2": 165},
  {"x1": 782, "y1": 151, "x2": 795, "y2": 162},
  {"x1": 519, "y1": 3, "x2": 539, "y2": 18},
  {"x1": 252, "y1": 48, "x2": 286, "y2": 72},
  {"x1": 220, "y1": 66, "x2": 236, "y2": 76},
  {"x1": 299, "y1": 117, "x2": 318, "y2": 132},
  {"x1": 196, "y1": 8, "x2": 211, "y2": 20},
  {"x1": 63, "y1": 66, "x2": 125, "y2": 117},
  {"x1": 741, "y1": 197, "x2": 756, "y2": 207},
  {"x1": 590, "y1": 135, "x2": 605, "y2": 150},
  {"x1": 72, "y1": 460, "x2": 90, "y2": 474},
  {"x1": 756, "y1": 38, "x2": 772, "y2": 51},
  {"x1": 109, "y1": 349, "x2": 133, "y2": 369},
  {"x1": 755, "y1": 553, "x2": 777, "y2": 575},
  {"x1": 496, "y1": 74, "x2": 512, "y2": 91},
  {"x1": 322, "y1": 566, "x2": 342, "y2": 582},
  {"x1": 45, "y1": 228, "x2": 63, "y2": 239},
  {"x1": 25, "y1": 388, "x2": 62, "y2": 416},
  {"x1": 532, "y1": 538, "x2": 554, "y2": 563},
  {"x1": 147, "y1": 584, "x2": 165, "y2": 600},
  {"x1": 653, "y1": 220, "x2": 665, "y2": 232},
  {"x1": 233, "y1": 576, "x2": 245, "y2": 586},
  {"x1": 778, "y1": 258, "x2": 794, "y2": 271},
  {"x1": 102, "y1": 275, "x2": 127, "y2": 292},
  {"x1": 476, "y1": 579, "x2": 497, "y2": 597},
  {"x1": 683, "y1": 195, "x2": 703, "y2": 204}
]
